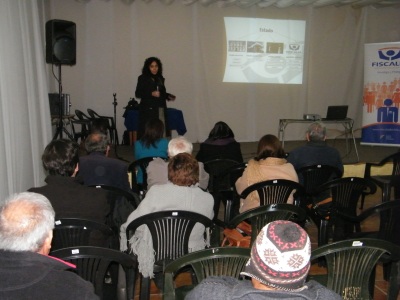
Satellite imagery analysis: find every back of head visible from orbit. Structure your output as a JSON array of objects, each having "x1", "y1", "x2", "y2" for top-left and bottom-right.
[
  {"x1": 0, "y1": 192, "x2": 55, "y2": 252},
  {"x1": 307, "y1": 122, "x2": 326, "y2": 142},
  {"x1": 241, "y1": 220, "x2": 311, "y2": 291},
  {"x1": 141, "y1": 118, "x2": 165, "y2": 147},
  {"x1": 256, "y1": 134, "x2": 285, "y2": 160},
  {"x1": 42, "y1": 139, "x2": 79, "y2": 176},
  {"x1": 168, "y1": 136, "x2": 193, "y2": 157},
  {"x1": 208, "y1": 121, "x2": 235, "y2": 140},
  {"x1": 85, "y1": 132, "x2": 110, "y2": 154},
  {"x1": 168, "y1": 153, "x2": 199, "y2": 186}
]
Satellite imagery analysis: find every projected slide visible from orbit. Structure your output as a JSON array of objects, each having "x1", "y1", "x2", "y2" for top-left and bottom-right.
[{"x1": 223, "y1": 17, "x2": 306, "y2": 84}]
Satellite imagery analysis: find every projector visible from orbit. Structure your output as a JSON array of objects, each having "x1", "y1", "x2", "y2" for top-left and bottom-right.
[{"x1": 303, "y1": 114, "x2": 321, "y2": 121}]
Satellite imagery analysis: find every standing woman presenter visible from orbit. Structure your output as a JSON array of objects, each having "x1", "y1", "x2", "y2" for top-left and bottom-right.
[{"x1": 135, "y1": 57, "x2": 175, "y2": 139}]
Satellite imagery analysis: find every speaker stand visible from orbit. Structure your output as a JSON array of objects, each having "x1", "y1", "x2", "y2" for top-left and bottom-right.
[{"x1": 53, "y1": 64, "x2": 73, "y2": 140}]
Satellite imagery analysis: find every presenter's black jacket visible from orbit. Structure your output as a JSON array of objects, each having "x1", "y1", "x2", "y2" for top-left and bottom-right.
[
  {"x1": 135, "y1": 74, "x2": 168, "y2": 137},
  {"x1": 0, "y1": 250, "x2": 99, "y2": 300}
]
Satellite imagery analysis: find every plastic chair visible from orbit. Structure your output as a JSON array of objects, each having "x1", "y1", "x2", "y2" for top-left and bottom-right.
[
  {"x1": 87, "y1": 108, "x2": 119, "y2": 145},
  {"x1": 128, "y1": 156, "x2": 168, "y2": 196},
  {"x1": 89, "y1": 184, "x2": 139, "y2": 238},
  {"x1": 312, "y1": 177, "x2": 377, "y2": 246},
  {"x1": 52, "y1": 218, "x2": 116, "y2": 251},
  {"x1": 203, "y1": 159, "x2": 246, "y2": 222},
  {"x1": 297, "y1": 164, "x2": 343, "y2": 206},
  {"x1": 73, "y1": 109, "x2": 92, "y2": 141},
  {"x1": 50, "y1": 246, "x2": 137, "y2": 300},
  {"x1": 225, "y1": 203, "x2": 307, "y2": 246},
  {"x1": 309, "y1": 238, "x2": 400, "y2": 300},
  {"x1": 363, "y1": 151, "x2": 400, "y2": 208},
  {"x1": 163, "y1": 247, "x2": 250, "y2": 300},
  {"x1": 125, "y1": 210, "x2": 213, "y2": 300},
  {"x1": 240, "y1": 179, "x2": 306, "y2": 207}
]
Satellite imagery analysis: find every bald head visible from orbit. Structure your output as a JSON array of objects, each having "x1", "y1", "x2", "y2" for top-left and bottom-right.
[{"x1": 0, "y1": 192, "x2": 55, "y2": 253}]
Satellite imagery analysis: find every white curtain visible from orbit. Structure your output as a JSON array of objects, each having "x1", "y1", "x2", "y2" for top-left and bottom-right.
[{"x1": 0, "y1": 0, "x2": 51, "y2": 203}]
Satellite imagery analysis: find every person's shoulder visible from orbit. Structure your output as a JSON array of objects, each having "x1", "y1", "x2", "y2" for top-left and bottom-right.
[
  {"x1": 305, "y1": 280, "x2": 342, "y2": 299},
  {"x1": 186, "y1": 276, "x2": 239, "y2": 300}
]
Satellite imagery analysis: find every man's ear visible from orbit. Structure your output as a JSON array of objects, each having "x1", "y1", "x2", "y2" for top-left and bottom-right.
[
  {"x1": 306, "y1": 133, "x2": 310, "y2": 141},
  {"x1": 106, "y1": 145, "x2": 110, "y2": 157},
  {"x1": 71, "y1": 163, "x2": 79, "y2": 177},
  {"x1": 38, "y1": 230, "x2": 53, "y2": 255}
]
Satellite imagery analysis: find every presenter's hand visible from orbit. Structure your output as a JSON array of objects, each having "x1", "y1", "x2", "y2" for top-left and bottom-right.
[{"x1": 152, "y1": 91, "x2": 160, "y2": 97}]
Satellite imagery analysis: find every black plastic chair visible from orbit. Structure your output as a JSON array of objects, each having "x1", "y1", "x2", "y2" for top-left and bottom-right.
[
  {"x1": 297, "y1": 164, "x2": 343, "y2": 206},
  {"x1": 125, "y1": 210, "x2": 213, "y2": 300},
  {"x1": 240, "y1": 179, "x2": 306, "y2": 207},
  {"x1": 128, "y1": 156, "x2": 168, "y2": 196},
  {"x1": 203, "y1": 159, "x2": 246, "y2": 222},
  {"x1": 363, "y1": 151, "x2": 400, "y2": 208},
  {"x1": 52, "y1": 218, "x2": 116, "y2": 251},
  {"x1": 312, "y1": 177, "x2": 377, "y2": 246},
  {"x1": 89, "y1": 184, "x2": 139, "y2": 238},
  {"x1": 73, "y1": 109, "x2": 92, "y2": 141},
  {"x1": 50, "y1": 246, "x2": 137, "y2": 300},
  {"x1": 87, "y1": 108, "x2": 119, "y2": 145},
  {"x1": 163, "y1": 247, "x2": 250, "y2": 300},
  {"x1": 309, "y1": 238, "x2": 400, "y2": 300},
  {"x1": 226, "y1": 203, "x2": 307, "y2": 246}
]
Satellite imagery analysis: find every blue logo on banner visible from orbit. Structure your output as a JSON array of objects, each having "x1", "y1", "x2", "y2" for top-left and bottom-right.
[{"x1": 378, "y1": 48, "x2": 400, "y2": 61}]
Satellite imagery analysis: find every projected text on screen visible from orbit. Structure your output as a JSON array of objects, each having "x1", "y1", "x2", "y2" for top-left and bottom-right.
[{"x1": 223, "y1": 17, "x2": 306, "y2": 84}]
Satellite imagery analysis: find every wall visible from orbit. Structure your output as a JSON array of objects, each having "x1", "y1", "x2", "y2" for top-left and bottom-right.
[{"x1": 47, "y1": 0, "x2": 400, "y2": 143}]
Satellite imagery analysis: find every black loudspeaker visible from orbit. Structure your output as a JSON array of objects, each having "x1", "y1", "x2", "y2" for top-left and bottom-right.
[{"x1": 46, "y1": 19, "x2": 76, "y2": 65}]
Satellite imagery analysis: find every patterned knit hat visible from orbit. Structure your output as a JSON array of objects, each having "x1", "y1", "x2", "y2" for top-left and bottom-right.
[{"x1": 241, "y1": 220, "x2": 311, "y2": 291}]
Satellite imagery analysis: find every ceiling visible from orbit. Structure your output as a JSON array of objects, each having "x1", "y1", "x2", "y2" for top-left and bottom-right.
[{"x1": 78, "y1": 0, "x2": 400, "y2": 8}]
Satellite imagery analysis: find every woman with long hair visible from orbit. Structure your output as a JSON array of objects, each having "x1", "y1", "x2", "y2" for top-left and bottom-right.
[{"x1": 235, "y1": 134, "x2": 298, "y2": 213}]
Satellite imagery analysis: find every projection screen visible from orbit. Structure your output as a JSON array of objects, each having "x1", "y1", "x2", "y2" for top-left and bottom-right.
[{"x1": 223, "y1": 17, "x2": 306, "y2": 84}]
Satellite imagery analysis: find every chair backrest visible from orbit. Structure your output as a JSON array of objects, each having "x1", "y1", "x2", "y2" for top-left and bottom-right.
[
  {"x1": 50, "y1": 246, "x2": 137, "y2": 300},
  {"x1": 163, "y1": 247, "x2": 250, "y2": 300},
  {"x1": 126, "y1": 210, "x2": 213, "y2": 263},
  {"x1": 203, "y1": 159, "x2": 242, "y2": 193},
  {"x1": 240, "y1": 179, "x2": 305, "y2": 206},
  {"x1": 228, "y1": 203, "x2": 307, "y2": 245},
  {"x1": 128, "y1": 157, "x2": 168, "y2": 195},
  {"x1": 318, "y1": 177, "x2": 377, "y2": 213},
  {"x1": 75, "y1": 109, "x2": 91, "y2": 121},
  {"x1": 297, "y1": 164, "x2": 343, "y2": 195},
  {"x1": 310, "y1": 238, "x2": 399, "y2": 300},
  {"x1": 336, "y1": 199, "x2": 400, "y2": 245},
  {"x1": 52, "y1": 218, "x2": 115, "y2": 251}
]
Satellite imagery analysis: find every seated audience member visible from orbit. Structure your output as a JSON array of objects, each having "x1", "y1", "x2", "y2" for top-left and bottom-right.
[
  {"x1": 134, "y1": 118, "x2": 168, "y2": 184},
  {"x1": 0, "y1": 192, "x2": 98, "y2": 299},
  {"x1": 29, "y1": 139, "x2": 109, "y2": 224},
  {"x1": 146, "y1": 136, "x2": 209, "y2": 190},
  {"x1": 287, "y1": 121, "x2": 344, "y2": 178},
  {"x1": 120, "y1": 153, "x2": 214, "y2": 278},
  {"x1": 186, "y1": 220, "x2": 341, "y2": 300},
  {"x1": 78, "y1": 132, "x2": 130, "y2": 192},
  {"x1": 196, "y1": 121, "x2": 243, "y2": 163},
  {"x1": 236, "y1": 134, "x2": 298, "y2": 213}
]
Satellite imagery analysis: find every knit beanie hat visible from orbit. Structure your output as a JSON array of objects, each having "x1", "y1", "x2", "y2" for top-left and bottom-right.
[{"x1": 241, "y1": 220, "x2": 311, "y2": 291}]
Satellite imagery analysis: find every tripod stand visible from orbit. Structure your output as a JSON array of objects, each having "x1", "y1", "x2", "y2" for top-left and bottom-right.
[
  {"x1": 112, "y1": 93, "x2": 126, "y2": 161},
  {"x1": 53, "y1": 64, "x2": 73, "y2": 140}
]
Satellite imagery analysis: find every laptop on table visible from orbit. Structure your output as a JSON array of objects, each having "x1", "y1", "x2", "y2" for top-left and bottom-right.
[{"x1": 322, "y1": 105, "x2": 348, "y2": 120}]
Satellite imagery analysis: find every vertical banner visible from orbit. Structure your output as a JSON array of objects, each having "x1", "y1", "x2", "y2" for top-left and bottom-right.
[{"x1": 361, "y1": 42, "x2": 400, "y2": 146}]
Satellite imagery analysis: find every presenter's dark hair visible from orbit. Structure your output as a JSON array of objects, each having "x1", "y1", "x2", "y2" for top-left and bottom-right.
[
  {"x1": 42, "y1": 139, "x2": 79, "y2": 176},
  {"x1": 142, "y1": 57, "x2": 163, "y2": 76},
  {"x1": 141, "y1": 118, "x2": 165, "y2": 148},
  {"x1": 208, "y1": 121, "x2": 235, "y2": 140},
  {"x1": 255, "y1": 134, "x2": 285, "y2": 161}
]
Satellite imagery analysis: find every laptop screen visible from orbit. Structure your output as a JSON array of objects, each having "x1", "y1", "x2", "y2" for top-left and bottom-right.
[{"x1": 324, "y1": 105, "x2": 348, "y2": 120}]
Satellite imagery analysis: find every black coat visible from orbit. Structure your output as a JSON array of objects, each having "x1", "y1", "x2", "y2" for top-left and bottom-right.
[{"x1": 0, "y1": 250, "x2": 98, "y2": 300}]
